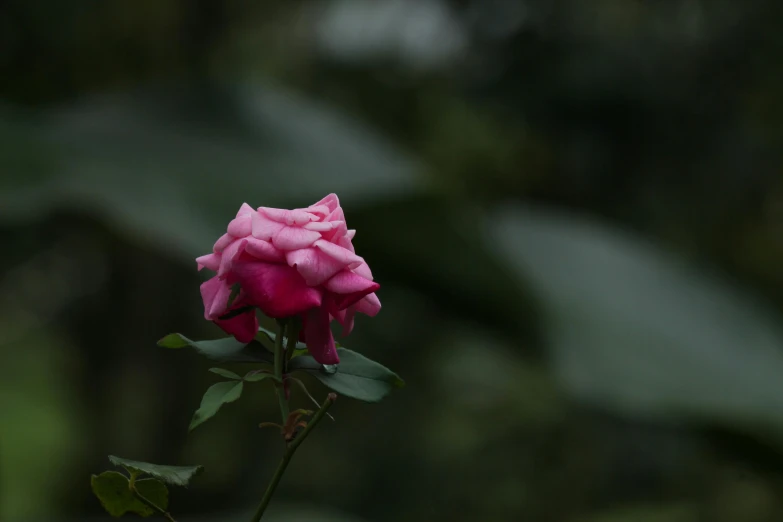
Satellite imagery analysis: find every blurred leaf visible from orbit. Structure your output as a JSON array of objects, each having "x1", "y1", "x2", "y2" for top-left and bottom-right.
[
  {"x1": 158, "y1": 333, "x2": 273, "y2": 363},
  {"x1": 489, "y1": 205, "x2": 783, "y2": 434},
  {"x1": 187, "y1": 505, "x2": 370, "y2": 522},
  {"x1": 575, "y1": 503, "x2": 698, "y2": 522},
  {"x1": 91, "y1": 471, "x2": 154, "y2": 517},
  {"x1": 0, "y1": 90, "x2": 533, "y2": 348},
  {"x1": 0, "y1": 328, "x2": 79, "y2": 519},
  {"x1": 134, "y1": 478, "x2": 169, "y2": 511},
  {"x1": 0, "y1": 85, "x2": 422, "y2": 258},
  {"x1": 108, "y1": 456, "x2": 204, "y2": 486},
  {"x1": 351, "y1": 194, "x2": 533, "y2": 341},
  {"x1": 289, "y1": 348, "x2": 403, "y2": 402},
  {"x1": 209, "y1": 368, "x2": 241, "y2": 380},
  {"x1": 189, "y1": 381, "x2": 245, "y2": 431},
  {"x1": 1, "y1": 90, "x2": 532, "y2": 345}
]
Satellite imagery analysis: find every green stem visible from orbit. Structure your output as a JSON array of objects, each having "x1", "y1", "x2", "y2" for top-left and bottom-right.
[
  {"x1": 274, "y1": 320, "x2": 288, "y2": 423},
  {"x1": 250, "y1": 393, "x2": 337, "y2": 522}
]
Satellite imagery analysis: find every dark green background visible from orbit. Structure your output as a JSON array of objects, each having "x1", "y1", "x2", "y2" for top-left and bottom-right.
[{"x1": 3, "y1": 1, "x2": 783, "y2": 521}]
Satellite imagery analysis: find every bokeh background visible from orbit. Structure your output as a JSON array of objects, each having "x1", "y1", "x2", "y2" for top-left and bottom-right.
[{"x1": 4, "y1": 1, "x2": 783, "y2": 521}]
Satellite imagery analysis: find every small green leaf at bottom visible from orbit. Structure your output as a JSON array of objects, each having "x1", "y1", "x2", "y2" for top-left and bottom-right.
[
  {"x1": 189, "y1": 381, "x2": 244, "y2": 431},
  {"x1": 134, "y1": 478, "x2": 169, "y2": 511},
  {"x1": 108, "y1": 456, "x2": 204, "y2": 486},
  {"x1": 91, "y1": 471, "x2": 154, "y2": 517}
]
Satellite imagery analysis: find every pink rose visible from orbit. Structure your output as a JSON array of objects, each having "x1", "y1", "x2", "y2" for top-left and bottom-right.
[{"x1": 196, "y1": 194, "x2": 381, "y2": 365}]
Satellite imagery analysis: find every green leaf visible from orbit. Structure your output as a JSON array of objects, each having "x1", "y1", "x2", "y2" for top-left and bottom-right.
[
  {"x1": 289, "y1": 348, "x2": 404, "y2": 402},
  {"x1": 489, "y1": 205, "x2": 783, "y2": 434},
  {"x1": 189, "y1": 381, "x2": 244, "y2": 431},
  {"x1": 108, "y1": 456, "x2": 204, "y2": 487},
  {"x1": 91, "y1": 471, "x2": 154, "y2": 517},
  {"x1": 157, "y1": 333, "x2": 273, "y2": 364},
  {"x1": 134, "y1": 478, "x2": 169, "y2": 511},
  {"x1": 243, "y1": 370, "x2": 275, "y2": 382},
  {"x1": 157, "y1": 333, "x2": 189, "y2": 349},
  {"x1": 209, "y1": 368, "x2": 241, "y2": 380}
]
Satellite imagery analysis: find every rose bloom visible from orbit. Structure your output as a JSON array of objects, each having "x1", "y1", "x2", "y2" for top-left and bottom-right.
[{"x1": 197, "y1": 194, "x2": 380, "y2": 364}]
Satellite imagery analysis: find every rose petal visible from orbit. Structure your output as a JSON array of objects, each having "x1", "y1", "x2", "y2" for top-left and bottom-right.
[
  {"x1": 200, "y1": 277, "x2": 222, "y2": 319},
  {"x1": 231, "y1": 260, "x2": 322, "y2": 318},
  {"x1": 227, "y1": 213, "x2": 252, "y2": 237},
  {"x1": 324, "y1": 270, "x2": 380, "y2": 310},
  {"x1": 356, "y1": 292, "x2": 382, "y2": 317},
  {"x1": 304, "y1": 204, "x2": 331, "y2": 217},
  {"x1": 311, "y1": 193, "x2": 340, "y2": 213},
  {"x1": 325, "y1": 207, "x2": 344, "y2": 223},
  {"x1": 337, "y1": 234, "x2": 355, "y2": 253},
  {"x1": 210, "y1": 283, "x2": 233, "y2": 318},
  {"x1": 303, "y1": 305, "x2": 339, "y2": 365},
  {"x1": 324, "y1": 294, "x2": 357, "y2": 333},
  {"x1": 330, "y1": 307, "x2": 346, "y2": 324},
  {"x1": 286, "y1": 247, "x2": 348, "y2": 286},
  {"x1": 244, "y1": 237, "x2": 285, "y2": 262},
  {"x1": 323, "y1": 292, "x2": 341, "y2": 318},
  {"x1": 314, "y1": 239, "x2": 363, "y2": 268},
  {"x1": 236, "y1": 202, "x2": 255, "y2": 217},
  {"x1": 341, "y1": 305, "x2": 357, "y2": 336},
  {"x1": 345, "y1": 229, "x2": 356, "y2": 240},
  {"x1": 196, "y1": 253, "x2": 220, "y2": 272},
  {"x1": 352, "y1": 261, "x2": 373, "y2": 280},
  {"x1": 213, "y1": 233, "x2": 234, "y2": 253},
  {"x1": 218, "y1": 239, "x2": 246, "y2": 277},
  {"x1": 323, "y1": 208, "x2": 348, "y2": 241},
  {"x1": 325, "y1": 270, "x2": 378, "y2": 294},
  {"x1": 259, "y1": 207, "x2": 285, "y2": 223},
  {"x1": 215, "y1": 308, "x2": 258, "y2": 343},
  {"x1": 251, "y1": 211, "x2": 286, "y2": 240},
  {"x1": 200, "y1": 276, "x2": 232, "y2": 319},
  {"x1": 262, "y1": 207, "x2": 318, "y2": 225},
  {"x1": 302, "y1": 221, "x2": 336, "y2": 232},
  {"x1": 272, "y1": 226, "x2": 322, "y2": 250}
]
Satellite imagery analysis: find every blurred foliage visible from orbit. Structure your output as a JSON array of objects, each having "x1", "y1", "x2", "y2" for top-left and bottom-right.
[{"x1": 3, "y1": 1, "x2": 783, "y2": 521}]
